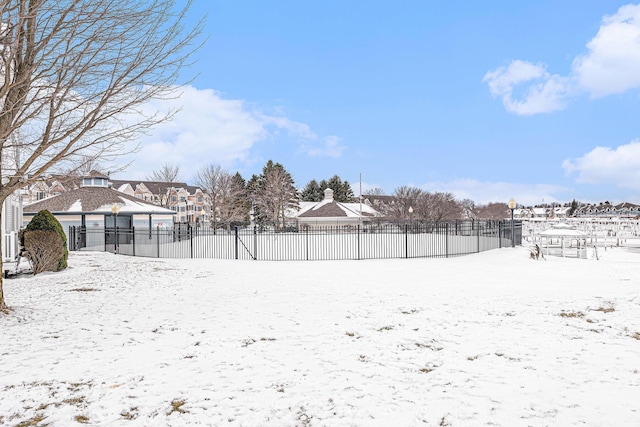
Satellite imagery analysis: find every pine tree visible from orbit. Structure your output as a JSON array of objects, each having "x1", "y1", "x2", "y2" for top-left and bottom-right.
[
  {"x1": 252, "y1": 161, "x2": 299, "y2": 229},
  {"x1": 319, "y1": 175, "x2": 355, "y2": 203},
  {"x1": 568, "y1": 199, "x2": 578, "y2": 217},
  {"x1": 300, "y1": 179, "x2": 323, "y2": 202}
]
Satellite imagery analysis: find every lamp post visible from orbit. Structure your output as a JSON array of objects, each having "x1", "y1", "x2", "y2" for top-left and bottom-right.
[
  {"x1": 508, "y1": 197, "x2": 517, "y2": 248},
  {"x1": 200, "y1": 208, "x2": 206, "y2": 227},
  {"x1": 408, "y1": 206, "x2": 413, "y2": 229},
  {"x1": 111, "y1": 203, "x2": 120, "y2": 253}
]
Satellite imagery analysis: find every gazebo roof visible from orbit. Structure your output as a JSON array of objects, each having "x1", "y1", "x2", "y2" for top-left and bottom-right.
[
  {"x1": 24, "y1": 187, "x2": 174, "y2": 215},
  {"x1": 539, "y1": 223, "x2": 587, "y2": 237}
]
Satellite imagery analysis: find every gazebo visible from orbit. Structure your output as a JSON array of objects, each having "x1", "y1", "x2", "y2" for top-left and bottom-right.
[{"x1": 538, "y1": 223, "x2": 589, "y2": 258}]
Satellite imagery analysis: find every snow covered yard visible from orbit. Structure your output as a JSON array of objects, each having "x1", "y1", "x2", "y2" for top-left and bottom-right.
[{"x1": 1, "y1": 247, "x2": 639, "y2": 426}]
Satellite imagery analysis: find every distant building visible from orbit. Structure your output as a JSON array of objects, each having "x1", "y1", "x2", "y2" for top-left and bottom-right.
[
  {"x1": 574, "y1": 202, "x2": 640, "y2": 219},
  {"x1": 109, "y1": 179, "x2": 208, "y2": 224},
  {"x1": 21, "y1": 172, "x2": 209, "y2": 225},
  {"x1": 23, "y1": 177, "x2": 174, "y2": 249},
  {"x1": 292, "y1": 188, "x2": 383, "y2": 227}
]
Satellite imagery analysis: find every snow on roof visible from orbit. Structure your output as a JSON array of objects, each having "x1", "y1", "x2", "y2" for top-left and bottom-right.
[
  {"x1": 24, "y1": 187, "x2": 173, "y2": 215},
  {"x1": 539, "y1": 223, "x2": 588, "y2": 237}
]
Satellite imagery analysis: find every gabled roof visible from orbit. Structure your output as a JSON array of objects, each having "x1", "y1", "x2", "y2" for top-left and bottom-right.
[
  {"x1": 295, "y1": 189, "x2": 382, "y2": 219},
  {"x1": 110, "y1": 179, "x2": 195, "y2": 195},
  {"x1": 24, "y1": 187, "x2": 174, "y2": 215},
  {"x1": 361, "y1": 195, "x2": 395, "y2": 204}
]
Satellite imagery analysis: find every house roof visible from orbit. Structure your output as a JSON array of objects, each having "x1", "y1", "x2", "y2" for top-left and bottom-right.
[
  {"x1": 361, "y1": 195, "x2": 395, "y2": 204},
  {"x1": 539, "y1": 223, "x2": 587, "y2": 237},
  {"x1": 299, "y1": 200, "x2": 350, "y2": 218},
  {"x1": 23, "y1": 187, "x2": 174, "y2": 215},
  {"x1": 295, "y1": 188, "x2": 382, "y2": 219},
  {"x1": 110, "y1": 180, "x2": 180, "y2": 194},
  {"x1": 110, "y1": 179, "x2": 202, "y2": 195}
]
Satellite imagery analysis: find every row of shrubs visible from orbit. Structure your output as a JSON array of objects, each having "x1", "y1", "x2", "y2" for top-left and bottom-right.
[{"x1": 20, "y1": 210, "x2": 68, "y2": 274}]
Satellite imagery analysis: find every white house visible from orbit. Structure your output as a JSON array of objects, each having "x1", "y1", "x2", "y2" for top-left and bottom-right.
[{"x1": 1, "y1": 133, "x2": 23, "y2": 262}]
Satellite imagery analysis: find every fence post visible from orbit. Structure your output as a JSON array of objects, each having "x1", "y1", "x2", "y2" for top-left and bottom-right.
[
  {"x1": 358, "y1": 224, "x2": 361, "y2": 260},
  {"x1": 235, "y1": 226, "x2": 239, "y2": 260},
  {"x1": 132, "y1": 227, "x2": 136, "y2": 257},
  {"x1": 189, "y1": 224, "x2": 194, "y2": 259},
  {"x1": 69, "y1": 226, "x2": 74, "y2": 251},
  {"x1": 445, "y1": 223, "x2": 449, "y2": 258},
  {"x1": 405, "y1": 224, "x2": 408, "y2": 259},
  {"x1": 253, "y1": 225, "x2": 258, "y2": 261},
  {"x1": 499, "y1": 221, "x2": 503, "y2": 248},
  {"x1": 156, "y1": 226, "x2": 160, "y2": 258},
  {"x1": 305, "y1": 226, "x2": 309, "y2": 261},
  {"x1": 477, "y1": 222, "x2": 480, "y2": 253}
]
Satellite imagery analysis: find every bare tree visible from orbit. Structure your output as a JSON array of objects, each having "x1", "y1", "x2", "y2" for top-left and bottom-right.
[
  {"x1": 195, "y1": 164, "x2": 224, "y2": 229},
  {"x1": 366, "y1": 187, "x2": 385, "y2": 196},
  {"x1": 460, "y1": 198, "x2": 477, "y2": 220},
  {"x1": 418, "y1": 191, "x2": 461, "y2": 221},
  {"x1": 390, "y1": 186, "x2": 423, "y2": 222},
  {"x1": 194, "y1": 164, "x2": 247, "y2": 230},
  {"x1": 147, "y1": 163, "x2": 183, "y2": 183},
  {"x1": 217, "y1": 172, "x2": 248, "y2": 230},
  {"x1": 146, "y1": 163, "x2": 183, "y2": 207},
  {"x1": 475, "y1": 202, "x2": 509, "y2": 220},
  {"x1": 0, "y1": 0, "x2": 202, "y2": 312}
]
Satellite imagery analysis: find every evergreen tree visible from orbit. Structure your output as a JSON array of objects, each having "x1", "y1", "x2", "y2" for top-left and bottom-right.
[
  {"x1": 251, "y1": 161, "x2": 298, "y2": 229},
  {"x1": 568, "y1": 199, "x2": 579, "y2": 217},
  {"x1": 230, "y1": 173, "x2": 250, "y2": 224},
  {"x1": 300, "y1": 179, "x2": 323, "y2": 202},
  {"x1": 319, "y1": 175, "x2": 355, "y2": 203},
  {"x1": 247, "y1": 174, "x2": 265, "y2": 226}
]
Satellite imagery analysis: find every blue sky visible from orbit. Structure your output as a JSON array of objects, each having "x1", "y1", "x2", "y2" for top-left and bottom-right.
[{"x1": 115, "y1": 1, "x2": 640, "y2": 206}]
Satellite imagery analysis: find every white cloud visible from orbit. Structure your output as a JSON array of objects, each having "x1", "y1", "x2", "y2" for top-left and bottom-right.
[
  {"x1": 482, "y1": 60, "x2": 572, "y2": 115},
  {"x1": 573, "y1": 4, "x2": 640, "y2": 97},
  {"x1": 114, "y1": 85, "x2": 344, "y2": 180},
  {"x1": 419, "y1": 178, "x2": 570, "y2": 206},
  {"x1": 563, "y1": 140, "x2": 640, "y2": 189},
  {"x1": 305, "y1": 136, "x2": 346, "y2": 158},
  {"x1": 483, "y1": 60, "x2": 548, "y2": 97},
  {"x1": 485, "y1": 3, "x2": 640, "y2": 114}
]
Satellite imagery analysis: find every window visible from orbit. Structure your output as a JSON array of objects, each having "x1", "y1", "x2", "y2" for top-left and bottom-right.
[
  {"x1": 171, "y1": 196, "x2": 177, "y2": 202},
  {"x1": 36, "y1": 191, "x2": 46, "y2": 200},
  {"x1": 179, "y1": 196, "x2": 186, "y2": 202}
]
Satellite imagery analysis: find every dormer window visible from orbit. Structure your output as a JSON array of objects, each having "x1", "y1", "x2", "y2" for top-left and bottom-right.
[{"x1": 81, "y1": 177, "x2": 108, "y2": 187}]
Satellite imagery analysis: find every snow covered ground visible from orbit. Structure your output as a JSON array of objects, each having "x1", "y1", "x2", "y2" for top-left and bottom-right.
[{"x1": 1, "y1": 246, "x2": 639, "y2": 426}]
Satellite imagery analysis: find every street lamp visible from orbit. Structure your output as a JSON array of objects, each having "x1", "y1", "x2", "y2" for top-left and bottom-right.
[
  {"x1": 508, "y1": 197, "x2": 517, "y2": 248},
  {"x1": 200, "y1": 208, "x2": 206, "y2": 226},
  {"x1": 408, "y1": 206, "x2": 413, "y2": 227},
  {"x1": 111, "y1": 203, "x2": 120, "y2": 253}
]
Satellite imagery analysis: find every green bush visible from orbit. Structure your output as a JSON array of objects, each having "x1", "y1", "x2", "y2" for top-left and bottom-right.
[
  {"x1": 22, "y1": 210, "x2": 68, "y2": 271},
  {"x1": 24, "y1": 230, "x2": 63, "y2": 274}
]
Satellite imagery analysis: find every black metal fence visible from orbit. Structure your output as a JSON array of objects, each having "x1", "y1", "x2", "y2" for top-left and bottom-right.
[{"x1": 69, "y1": 220, "x2": 522, "y2": 261}]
